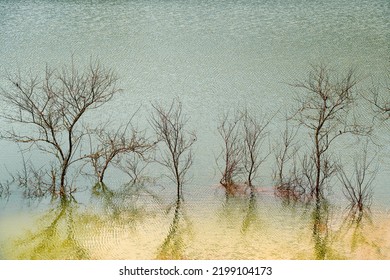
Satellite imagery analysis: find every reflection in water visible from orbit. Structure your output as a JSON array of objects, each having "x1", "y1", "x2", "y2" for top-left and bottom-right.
[
  {"x1": 0, "y1": 0, "x2": 388, "y2": 259},
  {"x1": 310, "y1": 201, "x2": 385, "y2": 260},
  {"x1": 4, "y1": 181, "x2": 158, "y2": 259},
  {"x1": 89, "y1": 181, "x2": 160, "y2": 227},
  {"x1": 11, "y1": 197, "x2": 88, "y2": 259},
  {"x1": 241, "y1": 189, "x2": 259, "y2": 234},
  {"x1": 346, "y1": 209, "x2": 374, "y2": 253},
  {"x1": 312, "y1": 200, "x2": 332, "y2": 260},
  {"x1": 1, "y1": 186, "x2": 389, "y2": 259},
  {"x1": 156, "y1": 198, "x2": 192, "y2": 260},
  {"x1": 335, "y1": 207, "x2": 383, "y2": 258},
  {"x1": 219, "y1": 186, "x2": 261, "y2": 235}
]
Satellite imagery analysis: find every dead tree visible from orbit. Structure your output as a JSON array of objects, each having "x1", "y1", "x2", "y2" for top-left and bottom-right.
[
  {"x1": 150, "y1": 100, "x2": 196, "y2": 200},
  {"x1": 217, "y1": 111, "x2": 243, "y2": 194},
  {"x1": 337, "y1": 144, "x2": 377, "y2": 212},
  {"x1": 367, "y1": 67, "x2": 390, "y2": 120},
  {"x1": 0, "y1": 59, "x2": 120, "y2": 198},
  {"x1": 292, "y1": 64, "x2": 370, "y2": 202},
  {"x1": 241, "y1": 109, "x2": 270, "y2": 189},
  {"x1": 274, "y1": 121, "x2": 298, "y2": 186},
  {"x1": 118, "y1": 150, "x2": 155, "y2": 184},
  {"x1": 85, "y1": 120, "x2": 153, "y2": 188},
  {"x1": 273, "y1": 121, "x2": 305, "y2": 200}
]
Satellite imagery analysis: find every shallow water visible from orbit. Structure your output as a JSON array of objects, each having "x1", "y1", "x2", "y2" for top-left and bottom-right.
[
  {"x1": 1, "y1": 184, "x2": 389, "y2": 260},
  {"x1": 0, "y1": 0, "x2": 389, "y2": 259}
]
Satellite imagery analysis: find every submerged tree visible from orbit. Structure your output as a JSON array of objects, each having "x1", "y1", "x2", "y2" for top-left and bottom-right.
[
  {"x1": 337, "y1": 143, "x2": 377, "y2": 213},
  {"x1": 333, "y1": 204, "x2": 382, "y2": 258},
  {"x1": 367, "y1": 67, "x2": 390, "y2": 120},
  {"x1": 0, "y1": 59, "x2": 120, "y2": 198},
  {"x1": 118, "y1": 151, "x2": 155, "y2": 183},
  {"x1": 217, "y1": 109, "x2": 270, "y2": 195},
  {"x1": 85, "y1": 120, "x2": 154, "y2": 188},
  {"x1": 217, "y1": 111, "x2": 243, "y2": 194},
  {"x1": 241, "y1": 109, "x2": 270, "y2": 189},
  {"x1": 292, "y1": 64, "x2": 370, "y2": 202},
  {"x1": 150, "y1": 100, "x2": 196, "y2": 200},
  {"x1": 273, "y1": 121, "x2": 306, "y2": 201}
]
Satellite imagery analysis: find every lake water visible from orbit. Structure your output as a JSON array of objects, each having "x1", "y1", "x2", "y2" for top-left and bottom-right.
[{"x1": 0, "y1": 0, "x2": 389, "y2": 259}]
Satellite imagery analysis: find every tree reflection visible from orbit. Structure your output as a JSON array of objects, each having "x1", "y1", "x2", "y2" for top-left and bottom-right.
[
  {"x1": 241, "y1": 189, "x2": 259, "y2": 234},
  {"x1": 156, "y1": 198, "x2": 192, "y2": 260},
  {"x1": 311, "y1": 200, "x2": 332, "y2": 260},
  {"x1": 335, "y1": 207, "x2": 382, "y2": 258},
  {"x1": 219, "y1": 190, "x2": 247, "y2": 221},
  {"x1": 311, "y1": 203, "x2": 347, "y2": 260},
  {"x1": 89, "y1": 180, "x2": 160, "y2": 228},
  {"x1": 12, "y1": 197, "x2": 88, "y2": 259},
  {"x1": 218, "y1": 186, "x2": 261, "y2": 236},
  {"x1": 310, "y1": 200, "x2": 385, "y2": 260}
]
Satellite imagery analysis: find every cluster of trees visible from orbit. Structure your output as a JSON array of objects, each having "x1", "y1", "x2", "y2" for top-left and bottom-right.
[
  {"x1": 217, "y1": 109, "x2": 271, "y2": 195},
  {"x1": 275, "y1": 65, "x2": 373, "y2": 205},
  {"x1": 0, "y1": 60, "x2": 197, "y2": 204},
  {"x1": 0, "y1": 60, "x2": 389, "y2": 215},
  {"x1": 217, "y1": 64, "x2": 387, "y2": 216}
]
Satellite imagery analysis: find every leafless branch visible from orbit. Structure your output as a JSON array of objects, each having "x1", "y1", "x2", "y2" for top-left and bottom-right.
[
  {"x1": 241, "y1": 109, "x2": 271, "y2": 188},
  {"x1": 85, "y1": 119, "x2": 154, "y2": 186},
  {"x1": 337, "y1": 143, "x2": 377, "y2": 212},
  {"x1": 217, "y1": 111, "x2": 243, "y2": 194},
  {"x1": 291, "y1": 64, "x2": 371, "y2": 201},
  {"x1": 0, "y1": 59, "x2": 120, "y2": 198},
  {"x1": 150, "y1": 99, "x2": 196, "y2": 200}
]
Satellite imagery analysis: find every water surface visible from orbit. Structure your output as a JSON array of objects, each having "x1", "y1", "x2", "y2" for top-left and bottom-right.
[{"x1": 0, "y1": 0, "x2": 389, "y2": 259}]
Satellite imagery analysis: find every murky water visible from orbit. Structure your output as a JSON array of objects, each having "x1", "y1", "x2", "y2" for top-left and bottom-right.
[{"x1": 0, "y1": 0, "x2": 389, "y2": 259}]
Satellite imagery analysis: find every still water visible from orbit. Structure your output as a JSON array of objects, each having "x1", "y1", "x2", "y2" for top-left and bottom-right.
[{"x1": 0, "y1": 0, "x2": 389, "y2": 259}]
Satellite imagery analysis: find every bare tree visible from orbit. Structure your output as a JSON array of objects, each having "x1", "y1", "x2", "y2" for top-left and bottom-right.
[
  {"x1": 217, "y1": 111, "x2": 243, "y2": 195},
  {"x1": 273, "y1": 121, "x2": 306, "y2": 201},
  {"x1": 367, "y1": 68, "x2": 390, "y2": 120},
  {"x1": 217, "y1": 109, "x2": 271, "y2": 195},
  {"x1": 337, "y1": 144, "x2": 377, "y2": 212},
  {"x1": 0, "y1": 59, "x2": 120, "y2": 198},
  {"x1": 150, "y1": 100, "x2": 196, "y2": 200},
  {"x1": 292, "y1": 64, "x2": 370, "y2": 201},
  {"x1": 241, "y1": 109, "x2": 270, "y2": 189},
  {"x1": 300, "y1": 153, "x2": 317, "y2": 198},
  {"x1": 118, "y1": 150, "x2": 155, "y2": 184},
  {"x1": 274, "y1": 121, "x2": 298, "y2": 186},
  {"x1": 12, "y1": 162, "x2": 57, "y2": 199},
  {"x1": 85, "y1": 120, "x2": 153, "y2": 188}
]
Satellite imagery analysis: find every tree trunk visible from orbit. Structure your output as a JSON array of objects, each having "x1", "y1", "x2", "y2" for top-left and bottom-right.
[
  {"x1": 60, "y1": 165, "x2": 67, "y2": 197},
  {"x1": 315, "y1": 130, "x2": 321, "y2": 201}
]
